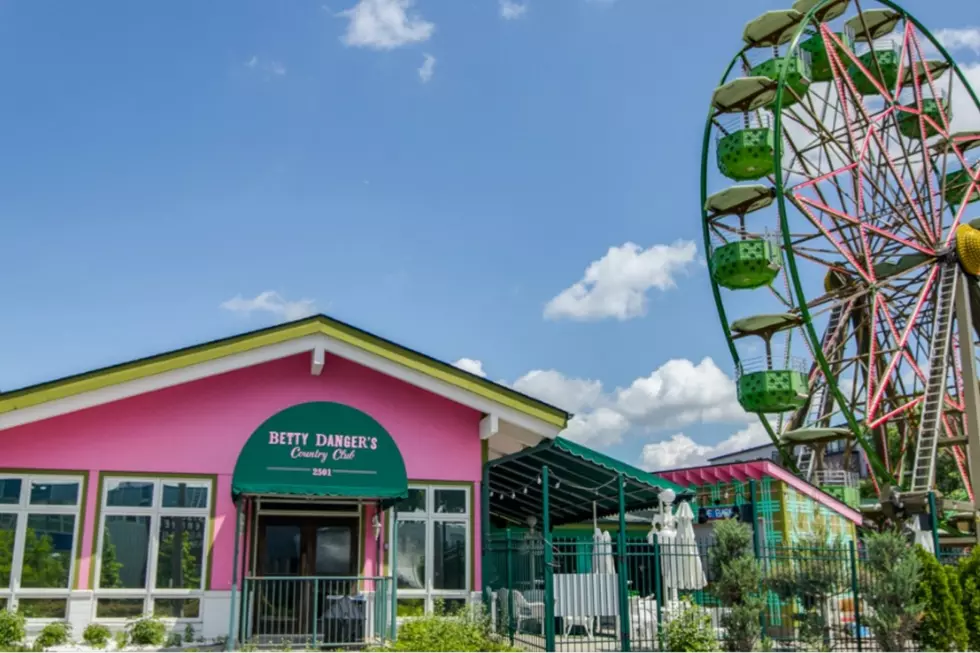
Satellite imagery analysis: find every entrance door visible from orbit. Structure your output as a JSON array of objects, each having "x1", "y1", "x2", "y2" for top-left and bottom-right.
[{"x1": 254, "y1": 516, "x2": 360, "y2": 641}]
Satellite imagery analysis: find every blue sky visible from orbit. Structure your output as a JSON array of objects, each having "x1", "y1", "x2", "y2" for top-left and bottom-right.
[{"x1": 1, "y1": 0, "x2": 977, "y2": 471}]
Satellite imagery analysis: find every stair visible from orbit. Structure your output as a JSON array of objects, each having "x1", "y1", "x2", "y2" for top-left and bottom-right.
[{"x1": 910, "y1": 262, "x2": 959, "y2": 493}]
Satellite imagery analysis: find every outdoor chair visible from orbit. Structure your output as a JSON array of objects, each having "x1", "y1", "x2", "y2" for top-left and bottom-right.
[
  {"x1": 511, "y1": 589, "x2": 546, "y2": 635},
  {"x1": 628, "y1": 597, "x2": 657, "y2": 644}
]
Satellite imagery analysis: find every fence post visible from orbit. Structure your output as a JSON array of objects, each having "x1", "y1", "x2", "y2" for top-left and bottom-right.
[
  {"x1": 617, "y1": 473, "x2": 631, "y2": 652},
  {"x1": 506, "y1": 528, "x2": 515, "y2": 646},
  {"x1": 312, "y1": 578, "x2": 319, "y2": 648},
  {"x1": 390, "y1": 507, "x2": 398, "y2": 641},
  {"x1": 849, "y1": 539, "x2": 862, "y2": 653},
  {"x1": 543, "y1": 465, "x2": 556, "y2": 651},
  {"x1": 748, "y1": 479, "x2": 766, "y2": 642},
  {"x1": 653, "y1": 537, "x2": 663, "y2": 651}
]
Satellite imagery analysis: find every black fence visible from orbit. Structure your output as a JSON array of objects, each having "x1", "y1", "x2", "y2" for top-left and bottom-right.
[{"x1": 484, "y1": 533, "x2": 953, "y2": 652}]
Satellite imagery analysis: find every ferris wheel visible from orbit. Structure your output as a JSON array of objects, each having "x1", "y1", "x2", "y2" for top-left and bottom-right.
[{"x1": 700, "y1": 0, "x2": 980, "y2": 526}]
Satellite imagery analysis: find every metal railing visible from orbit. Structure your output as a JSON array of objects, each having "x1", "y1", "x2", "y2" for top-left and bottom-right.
[
  {"x1": 239, "y1": 576, "x2": 393, "y2": 649},
  {"x1": 813, "y1": 469, "x2": 858, "y2": 487}
]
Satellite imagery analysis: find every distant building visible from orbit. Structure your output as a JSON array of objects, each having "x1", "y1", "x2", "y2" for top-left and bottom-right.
[{"x1": 708, "y1": 438, "x2": 869, "y2": 478}]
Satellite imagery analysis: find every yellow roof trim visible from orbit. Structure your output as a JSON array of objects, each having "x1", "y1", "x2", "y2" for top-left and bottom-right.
[{"x1": 0, "y1": 316, "x2": 569, "y2": 428}]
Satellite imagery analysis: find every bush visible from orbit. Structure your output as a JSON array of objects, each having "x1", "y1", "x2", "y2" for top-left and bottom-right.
[
  {"x1": 958, "y1": 546, "x2": 980, "y2": 651},
  {"x1": 0, "y1": 610, "x2": 27, "y2": 648},
  {"x1": 380, "y1": 603, "x2": 516, "y2": 652},
  {"x1": 914, "y1": 546, "x2": 968, "y2": 651},
  {"x1": 708, "y1": 519, "x2": 765, "y2": 652},
  {"x1": 34, "y1": 621, "x2": 71, "y2": 649},
  {"x1": 113, "y1": 628, "x2": 129, "y2": 650},
  {"x1": 166, "y1": 631, "x2": 183, "y2": 647},
  {"x1": 128, "y1": 617, "x2": 166, "y2": 647},
  {"x1": 663, "y1": 605, "x2": 718, "y2": 652},
  {"x1": 863, "y1": 530, "x2": 923, "y2": 652},
  {"x1": 82, "y1": 623, "x2": 111, "y2": 649}
]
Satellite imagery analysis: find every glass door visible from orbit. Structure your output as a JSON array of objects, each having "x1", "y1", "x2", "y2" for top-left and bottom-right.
[{"x1": 253, "y1": 515, "x2": 361, "y2": 642}]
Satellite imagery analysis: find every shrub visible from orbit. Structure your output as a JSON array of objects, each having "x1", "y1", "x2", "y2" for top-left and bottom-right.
[
  {"x1": 663, "y1": 605, "x2": 718, "y2": 652},
  {"x1": 166, "y1": 631, "x2": 183, "y2": 647},
  {"x1": 382, "y1": 603, "x2": 517, "y2": 652},
  {"x1": 914, "y1": 546, "x2": 968, "y2": 651},
  {"x1": 82, "y1": 623, "x2": 111, "y2": 649},
  {"x1": 113, "y1": 628, "x2": 129, "y2": 650},
  {"x1": 0, "y1": 610, "x2": 27, "y2": 648},
  {"x1": 863, "y1": 530, "x2": 923, "y2": 652},
  {"x1": 708, "y1": 519, "x2": 765, "y2": 652},
  {"x1": 958, "y1": 546, "x2": 980, "y2": 651},
  {"x1": 128, "y1": 617, "x2": 166, "y2": 647},
  {"x1": 34, "y1": 621, "x2": 71, "y2": 649},
  {"x1": 183, "y1": 623, "x2": 195, "y2": 644}
]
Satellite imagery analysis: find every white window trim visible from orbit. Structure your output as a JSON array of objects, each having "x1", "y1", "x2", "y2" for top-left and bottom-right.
[
  {"x1": 390, "y1": 484, "x2": 471, "y2": 614},
  {"x1": 94, "y1": 476, "x2": 212, "y2": 621},
  {"x1": 0, "y1": 473, "x2": 84, "y2": 620}
]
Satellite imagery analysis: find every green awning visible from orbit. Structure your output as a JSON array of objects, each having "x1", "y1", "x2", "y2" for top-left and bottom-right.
[
  {"x1": 487, "y1": 437, "x2": 689, "y2": 527},
  {"x1": 232, "y1": 401, "x2": 408, "y2": 501}
]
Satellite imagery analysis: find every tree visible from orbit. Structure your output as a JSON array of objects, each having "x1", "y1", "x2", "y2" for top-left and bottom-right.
[
  {"x1": 913, "y1": 545, "x2": 968, "y2": 651},
  {"x1": 708, "y1": 519, "x2": 765, "y2": 652},
  {"x1": 20, "y1": 528, "x2": 70, "y2": 588},
  {"x1": 862, "y1": 530, "x2": 923, "y2": 652},
  {"x1": 955, "y1": 546, "x2": 980, "y2": 651}
]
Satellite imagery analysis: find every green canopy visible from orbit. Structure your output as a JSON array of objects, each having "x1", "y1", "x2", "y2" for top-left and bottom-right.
[
  {"x1": 232, "y1": 401, "x2": 408, "y2": 502},
  {"x1": 487, "y1": 437, "x2": 689, "y2": 526}
]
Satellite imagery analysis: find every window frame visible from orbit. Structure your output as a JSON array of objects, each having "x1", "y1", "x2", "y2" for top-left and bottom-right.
[
  {"x1": 0, "y1": 472, "x2": 85, "y2": 620},
  {"x1": 390, "y1": 483, "x2": 471, "y2": 615},
  {"x1": 94, "y1": 475, "x2": 213, "y2": 622}
]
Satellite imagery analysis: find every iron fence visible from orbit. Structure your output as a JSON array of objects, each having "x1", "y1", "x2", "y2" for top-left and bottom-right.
[
  {"x1": 484, "y1": 533, "x2": 964, "y2": 652},
  {"x1": 239, "y1": 576, "x2": 393, "y2": 649}
]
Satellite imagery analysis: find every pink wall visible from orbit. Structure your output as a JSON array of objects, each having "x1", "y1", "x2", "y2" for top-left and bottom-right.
[{"x1": 0, "y1": 352, "x2": 484, "y2": 591}]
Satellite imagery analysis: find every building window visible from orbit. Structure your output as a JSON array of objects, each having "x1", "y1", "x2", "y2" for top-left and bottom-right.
[
  {"x1": 0, "y1": 473, "x2": 84, "y2": 619},
  {"x1": 95, "y1": 477, "x2": 211, "y2": 620},
  {"x1": 391, "y1": 485, "x2": 470, "y2": 615}
]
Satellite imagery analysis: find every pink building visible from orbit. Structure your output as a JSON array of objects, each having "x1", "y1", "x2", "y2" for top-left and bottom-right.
[{"x1": 0, "y1": 316, "x2": 569, "y2": 644}]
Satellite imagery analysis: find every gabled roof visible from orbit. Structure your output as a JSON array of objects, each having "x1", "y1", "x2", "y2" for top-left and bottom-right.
[{"x1": 0, "y1": 315, "x2": 570, "y2": 431}]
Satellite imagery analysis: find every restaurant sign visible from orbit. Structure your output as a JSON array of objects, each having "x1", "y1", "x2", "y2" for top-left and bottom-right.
[{"x1": 231, "y1": 401, "x2": 408, "y2": 500}]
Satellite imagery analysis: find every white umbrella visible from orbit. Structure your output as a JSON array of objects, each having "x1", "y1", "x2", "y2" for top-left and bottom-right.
[
  {"x1": 673, "y1": 502, "x2": 707, "y2": 590},
  {"x1": 907, "y1": 516, "x2": 935, "y2": 554},
  {"x1": 591, "y1": 527, "x2": 606, "y2": 573},
  {"x1": 602, "y1": 530, "x2": 616, "y2": 574},
  {"x1": 656, "y1": 512, "x2": 679, "y2": 602}
]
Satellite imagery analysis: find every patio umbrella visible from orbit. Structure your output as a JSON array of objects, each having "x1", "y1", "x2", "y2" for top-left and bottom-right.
[
  {"x1": 591, "y1": 527, "x2": 606, "y2": 573},
  {"x1": 907, "y1": 516, "x2": 935, "y2": 554},
  {"x1": 602, "y1": 531, "x2": 616, "y2": 574},
  {"x1": 672, "y1": 502, "x2": 707, "y2": 591},
  {"x1": 655, "y1": 509, "x2": 679, "y2": 603}
]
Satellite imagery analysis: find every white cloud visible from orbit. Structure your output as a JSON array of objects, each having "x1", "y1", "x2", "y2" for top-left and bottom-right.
[
  {"x1": 453, "y1": 358, "x2": 486, "y2": 377},
  {"x1": 245, "y1": 56, "x2": 286, "y2": 77},
  {"x1": 418, "y1": 53, "x2": 436, "y2": 83},
  {"x1": 499, "y1": 0, "x2": 527, "y2": 20},
  {"x1": 513, "y1": 369, "x2": 603, "y2": 413},
  {"x1": 616, "y1": 357, "x2": 749, "y2": 428},
  {"x1": 563, "y1": 408, "x2": 630, "y2": 447},
  {"x1": 639, "y1": 421, "x2": 772, "y2": 472},
  {"x1": 511, "y1": 357, "x2": 749, "y2": 448},
  {"x1": 220, "y1": 291, "x2": 316, "y2": 322},
  {"x1": 544, "y1": 241, "x2": 698, "y2": 321},
  {"x1": 935, "y1": 28, "x2": 980, "y2": 56},
  {"x1": 339, "y1": 0, "x2": 434, "y2": 50}
]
